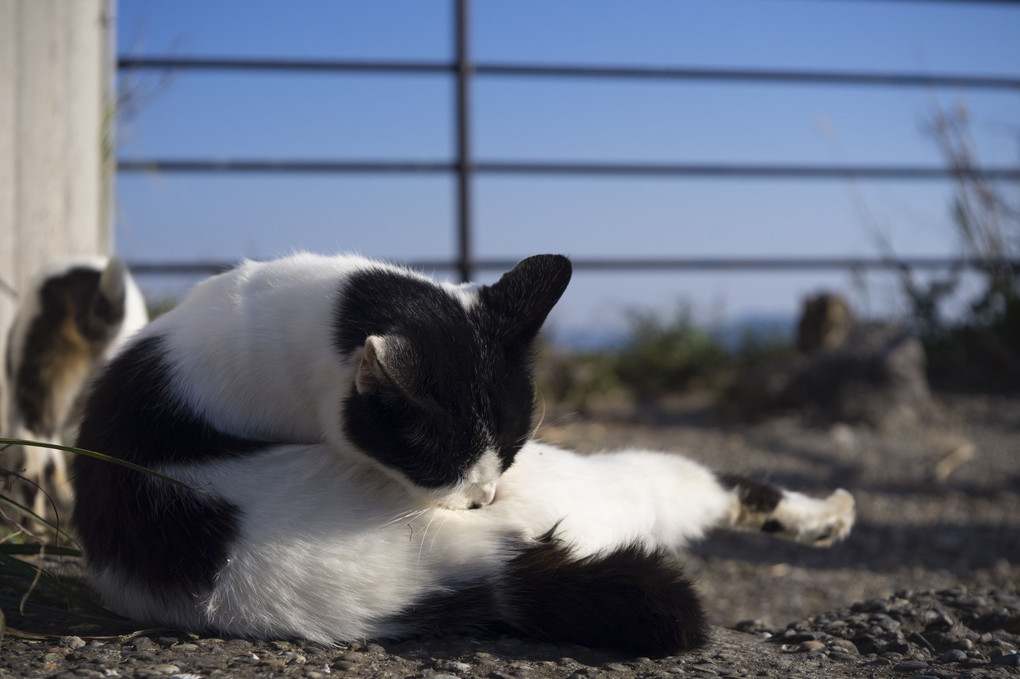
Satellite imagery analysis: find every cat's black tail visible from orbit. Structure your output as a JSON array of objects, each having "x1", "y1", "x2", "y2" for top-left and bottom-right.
[
  {"x1": 383, "y1": 533, "x2": 707, "y2": 656},
  {"x1": 497, "y1": 535, "x2": 708, "y2": 656}
]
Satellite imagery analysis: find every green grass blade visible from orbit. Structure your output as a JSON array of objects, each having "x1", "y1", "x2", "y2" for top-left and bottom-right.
[
  {"x1": 0, "y1": 438, "x2": 201, "y2": 492},
  {"x1": 0, "y1": 551, "x2": 124, "y2": 621},
  {"x1": 0, "y1": 570, "x2": 69, "y2": 612},
  {"x1": 0, "y1": 544, "x2": 80, "y2": 557},
  {"x1": 0, "y1": 492, "x2": 77, "y2": 546}
]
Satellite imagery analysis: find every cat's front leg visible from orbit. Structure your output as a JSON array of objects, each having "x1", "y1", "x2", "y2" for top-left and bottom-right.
[{"x1": 718, "y1": 474, "x2": 855, "y2": 547}]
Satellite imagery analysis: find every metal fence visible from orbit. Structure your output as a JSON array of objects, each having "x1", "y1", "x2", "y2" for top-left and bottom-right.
[{"x1": 117, "y1": 0, "x2": 1020, "y2": 283}]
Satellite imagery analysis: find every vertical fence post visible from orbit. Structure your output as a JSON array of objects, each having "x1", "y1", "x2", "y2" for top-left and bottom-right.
[
  {"x1": 454, "y1": 0, "x2": 473, "y2": 283},
  {"x1": 0, "y1": 0, "x2": 115, "y2": 367}
]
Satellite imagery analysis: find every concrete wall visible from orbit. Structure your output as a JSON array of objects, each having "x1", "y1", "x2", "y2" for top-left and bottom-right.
[{"x1": 0, "y1": 0, "x2": 115, "y2": 349}]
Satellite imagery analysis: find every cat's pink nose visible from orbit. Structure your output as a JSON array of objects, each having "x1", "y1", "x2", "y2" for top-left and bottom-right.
[{"x1": 468, "y1": 483, "x2": 497, "y2": 509}]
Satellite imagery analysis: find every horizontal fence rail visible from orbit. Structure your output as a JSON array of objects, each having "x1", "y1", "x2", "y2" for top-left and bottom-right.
[
  {"x1": 117, "y1": 56, "x2": 1020, "y2": 91},
  {"x1": 127, "y1": 257, "x2": 1020, "y2": 278},
  {"x1": 117, "y1": 0, "x2": 1020, "y2": 282},
  {"x1": 117, "y1": 158, "x2": 1020, "y2": 181}
]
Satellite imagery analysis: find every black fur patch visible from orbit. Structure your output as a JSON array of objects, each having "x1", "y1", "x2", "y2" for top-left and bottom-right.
[
  {"x1": 335, "y1": 257, "x2": 570, "y2": 490},
  {"x1": 379, "y1": 580, "x2": 499, "y2": 641},
  {"x1": 72, "y1": 335, "x2": 268, "y2": 594},
  {"x1": 78, "y1": 282, "x2": 125, "y2": 340},
  {"x1": 500, "y1": 538, "x2": 708, "y2": 656},
  {"x1": 761, "y1": 519, "x2": 785, "y2": 533},
  {"x1": 719, "y1": 473, "x2": 783, "y2": 514},
  {"x1": 72, "y1": 459, "x2": 240, "y2": 596},
  {"x1": 75, "y1": 335, "x2": 272, "y2": 467},
  {"x1": 384, "y1": 537, "x2": 707, "y2": 656},
  {"x1": 13, "y1": 267, "x2": 106, "y2": 435}
]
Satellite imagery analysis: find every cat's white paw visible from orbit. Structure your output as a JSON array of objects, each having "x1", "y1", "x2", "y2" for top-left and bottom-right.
[
  {"x1": 809, "y1": 488, "x2": 855, "y2": 546},
  {"x1": 776, "y1": 488, "x2": 856, "y2": 547}
]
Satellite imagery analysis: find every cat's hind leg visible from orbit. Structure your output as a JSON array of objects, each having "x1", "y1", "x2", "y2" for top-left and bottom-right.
[{"x1": 718, "y1": 474, "x2": 855, "y2": 547}]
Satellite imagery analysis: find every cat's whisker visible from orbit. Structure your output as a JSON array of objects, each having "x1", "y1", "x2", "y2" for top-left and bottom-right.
[
  {"x1": 529, "y1": 397, "x2": 548, "y2": 440},
  {"x1": 416, "y1": 511, "x2": 440, "y2": 570},
  {"x1": 427, "y1": 513, "x2": 450, "y2": 554},
  {"x1": 378, "y1": 507, "x2": 428, "y2": 529},
  {"x1": 550, "y1": 411, "x2": 581, "y2": 428}
]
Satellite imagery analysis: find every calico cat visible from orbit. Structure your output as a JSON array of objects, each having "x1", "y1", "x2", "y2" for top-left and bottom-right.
[
  {"x1": 3, "y1": 257, "x2": 147, "y2": 518},
  {"x1": 72, "y1": 253, "x2": 854, "y2": 656}
]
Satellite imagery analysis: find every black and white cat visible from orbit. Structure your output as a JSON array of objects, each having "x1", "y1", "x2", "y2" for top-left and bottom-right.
[
  {"x1": 72, "y1": 253, "x2": 854, "y2": 656},
  {"x1": 3, "y1": 257, "x2": 147, "y2": 518}
]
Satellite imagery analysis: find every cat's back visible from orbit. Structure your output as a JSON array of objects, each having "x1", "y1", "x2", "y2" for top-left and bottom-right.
[
  {"x1": 122, "y1": 253, "x2": 420, "y2": 442},
  {"x1": 157, "y1": 252, "x2": 387, "y2": 346}
]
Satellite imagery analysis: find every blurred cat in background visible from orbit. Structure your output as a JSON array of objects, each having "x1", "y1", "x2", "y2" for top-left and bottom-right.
[{"x1": 2, "y1": 256, "x2": 147, "y2": 521}]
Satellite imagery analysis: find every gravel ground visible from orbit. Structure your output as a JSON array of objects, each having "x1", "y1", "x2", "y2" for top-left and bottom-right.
[{"x1": 3, "y1": 392, "x2": 1018, "y2": 678}]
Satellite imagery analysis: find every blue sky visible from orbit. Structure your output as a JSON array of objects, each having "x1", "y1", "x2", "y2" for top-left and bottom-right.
[{"x1": 115, "y1": 1, "x2": 1020, "y2": 340}]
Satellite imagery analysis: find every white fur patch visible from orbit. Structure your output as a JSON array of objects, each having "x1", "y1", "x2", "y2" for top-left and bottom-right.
[{"x1": 444, "y1": 281, "x2": 481, "y2": 311}]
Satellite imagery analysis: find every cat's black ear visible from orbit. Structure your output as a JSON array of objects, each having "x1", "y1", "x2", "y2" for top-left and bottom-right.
[
  {"x1": 355, "y1": 335, "x2": 418, "y2": 397},
  {"x1": 79, "y1": 257, "x2": 128, "y2": 341},
  {"x1": 480, "y1": 254, "x2": 572, "y2": 345}
]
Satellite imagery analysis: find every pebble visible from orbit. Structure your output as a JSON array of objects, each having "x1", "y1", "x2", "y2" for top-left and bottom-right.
[
  {"x1": 283, "y1": 651, "x2": 307, "y2": 664},
  {"x1": 440, "y1": 660, "x2": 471, "y2": 672},
  {"x1": 148, "y1": 665, "x2": 181, "y2": 675},
  {"x1": 906, "y1": 631, "x2": 935, "y2": 653},
  {"x1": 799, "y1": 640, "x2": 826, "y2": 653},
  {"x1": 59, "y1": 636, "x2": 87, "y2": 649},
  {"x1": 942, "y1": 648, "x2": 968, "y2": 662},
  {"x1": 952, "y1": 594, "x2": 984, "y2": 609},
  {"x1": 922, "y1": 611, "x2": 955, "y2": 632},
  {"x1": 991, "y1": 652, "x2": 1020, "y2": 667},
  {"x1": 786, "y1": 632, "x2": 818, "y2": 643},
  {"x1": 734, "y1": 619, "x2": 768, "y2": 633},
  {"x1": 127, "y1": 637, "x2": 157, "y2": 652},
  {"x1": 828, "y1": 639, "x2": 858, "y2": 655}
]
